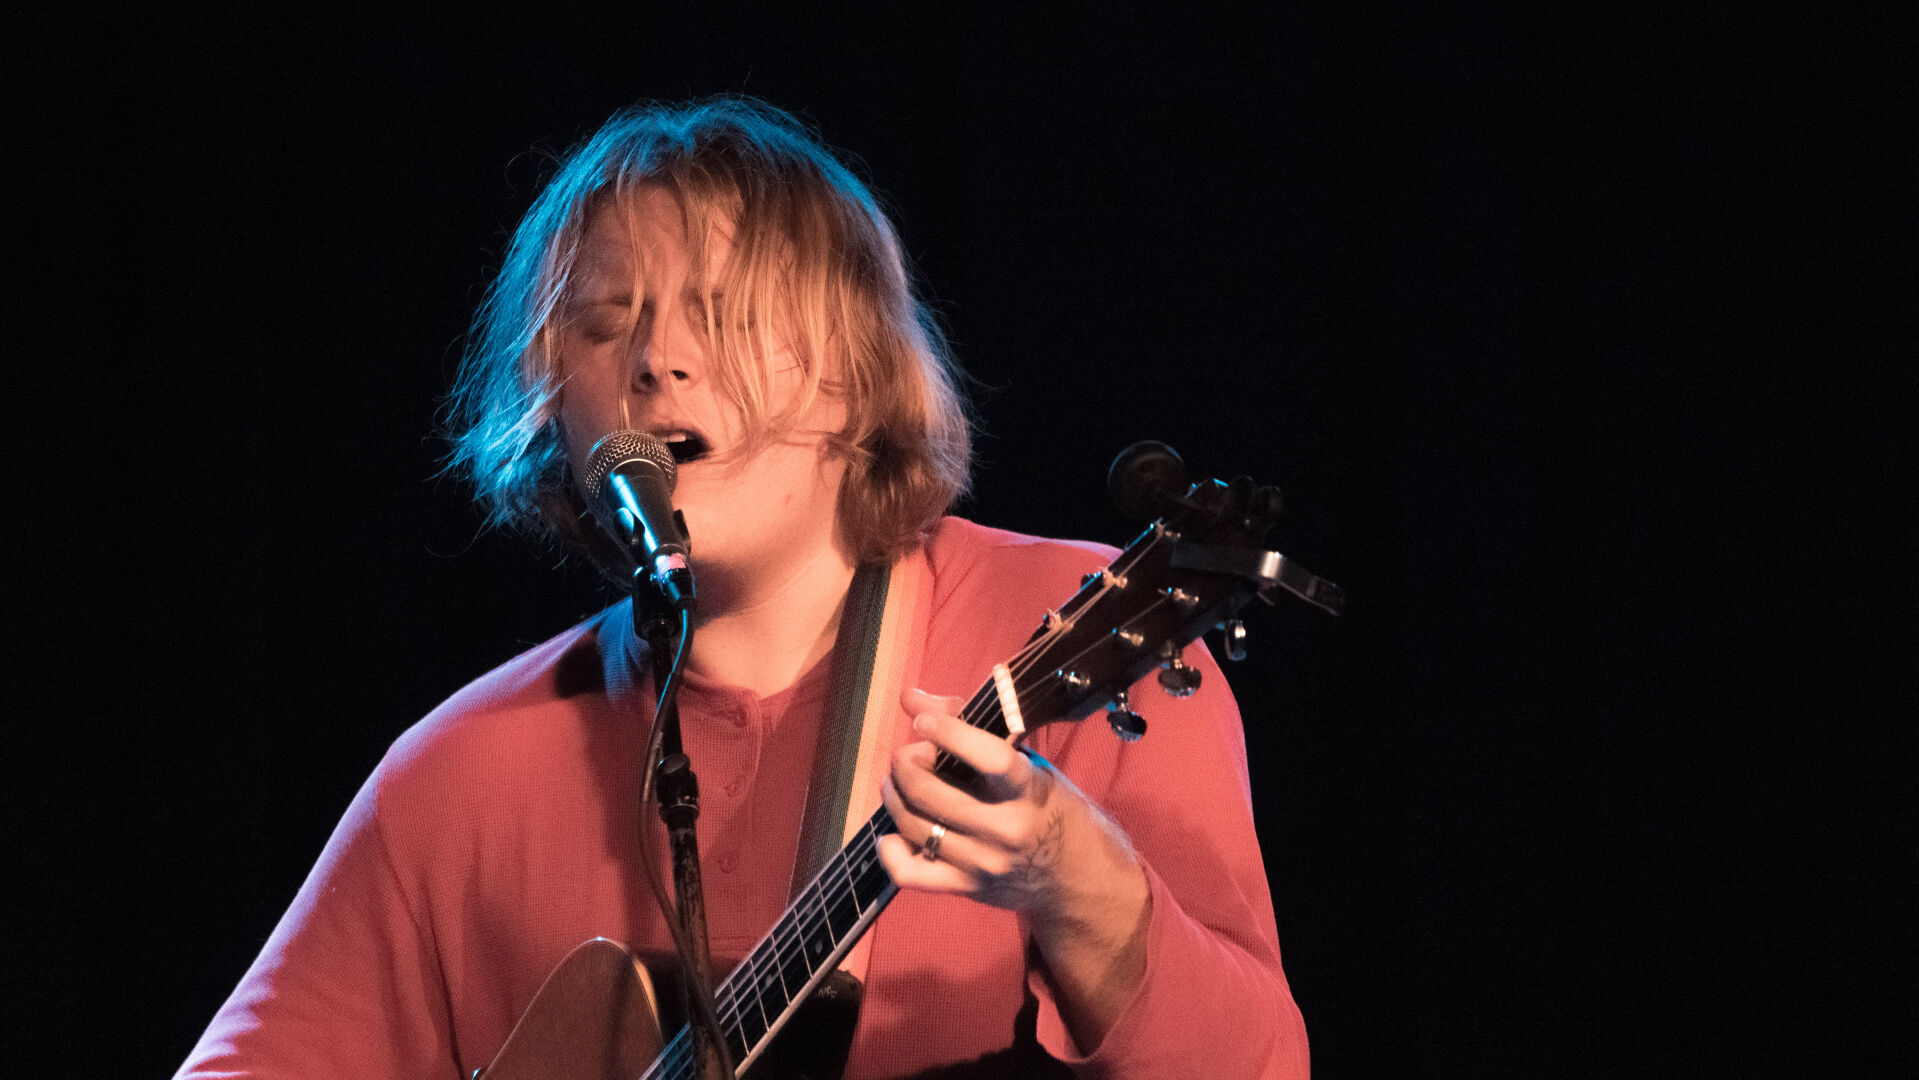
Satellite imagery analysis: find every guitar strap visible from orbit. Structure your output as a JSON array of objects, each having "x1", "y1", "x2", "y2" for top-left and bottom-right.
[{"x1": 790, "y1": 553, "x2": 923, "y2": 987}]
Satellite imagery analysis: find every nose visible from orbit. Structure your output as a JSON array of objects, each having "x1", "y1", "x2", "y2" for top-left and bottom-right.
[{"x1": 628, "y1": 302, "x2": 706, "y2": 393}]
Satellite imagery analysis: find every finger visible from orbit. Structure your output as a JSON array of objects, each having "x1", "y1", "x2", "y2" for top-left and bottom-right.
[
  {"x1": 880, "y1": 777, "x2": 1017, "y2": 877},
  {"x1": 902, "y1": 687, "x2": 966, "y2": 721},
  {"x1": 907, "y1": 710, "x2": 1035, "y2": 798},
  {"x1": 886, "y1": 763, "x2": 1037, "y2": 856},
  {"x1": 902, "y1": 686, "x2": 1015, "y2": 779},
  {"x1": 880, "y1": 776, "x2": 1025, "y2": 874},
  {"x1": 875, "y1": 834, "x2": 978, "y2": 894}
]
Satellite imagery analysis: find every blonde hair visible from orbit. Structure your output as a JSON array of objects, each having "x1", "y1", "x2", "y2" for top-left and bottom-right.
[{"x1": 445, "y1": 97, "x2": 971, "y2": 575}]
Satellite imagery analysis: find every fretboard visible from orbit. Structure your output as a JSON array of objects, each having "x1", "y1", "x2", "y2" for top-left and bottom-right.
[{"x1": 640, "y1": 806, "x2": 898, "y2": 1079}]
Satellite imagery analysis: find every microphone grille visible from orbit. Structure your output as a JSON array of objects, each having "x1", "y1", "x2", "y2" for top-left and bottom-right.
[{"x1": 583, "y1": 430, "x2": 678, "y2": 513}]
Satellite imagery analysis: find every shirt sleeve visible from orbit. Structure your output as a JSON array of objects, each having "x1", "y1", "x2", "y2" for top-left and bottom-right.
[
  {"x1": 173, "y1": 765, "x2": 459, "y2": 1079},
  {"x1": 1027, "y1": 643, "x2": 1311, "y2": 1079}
]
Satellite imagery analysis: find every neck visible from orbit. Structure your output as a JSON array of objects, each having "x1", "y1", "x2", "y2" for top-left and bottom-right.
[{"x1": 679, "y1": 539, "x2": 859, "y2": 697}]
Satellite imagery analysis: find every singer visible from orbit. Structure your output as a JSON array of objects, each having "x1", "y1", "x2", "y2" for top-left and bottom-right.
[{"x1": 176, "y1": 99, "x2": 1308, "y2": 1079}]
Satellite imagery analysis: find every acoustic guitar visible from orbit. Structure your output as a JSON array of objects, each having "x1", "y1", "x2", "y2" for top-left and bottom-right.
[{"x1": 479, "y1": 451, "x2": 1342, "y2": 1079}]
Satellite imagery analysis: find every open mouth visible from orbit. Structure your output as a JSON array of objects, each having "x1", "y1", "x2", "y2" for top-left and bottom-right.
[{"x1": 662, "y1": 432, "x2": 711, "y2": 465}]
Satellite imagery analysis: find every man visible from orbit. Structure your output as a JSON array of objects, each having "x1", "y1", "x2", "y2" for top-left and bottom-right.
[{"x1": 177, "y1": 97, "x2": 1308, "y2": 1079}]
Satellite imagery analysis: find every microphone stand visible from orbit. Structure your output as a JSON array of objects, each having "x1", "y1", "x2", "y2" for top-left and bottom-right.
[{"x1": 634, "y1": 580, "x2": 731, "y2": 1080}]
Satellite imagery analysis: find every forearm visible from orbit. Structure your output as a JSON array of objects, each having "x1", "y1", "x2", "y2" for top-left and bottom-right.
[
  {"x1": 1029, "y1": 861, "x2": 1309, "y2": 1078},
  {"x1": 1025, "y1": 848, "x2": 1153, "y2": 1051}
]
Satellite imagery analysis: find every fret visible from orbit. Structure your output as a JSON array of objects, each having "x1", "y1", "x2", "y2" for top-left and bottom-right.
[
  {"x1": 709, "y1": 949, "x2": 768, "y2": 1072},
  {"x1": 737, "y1": 944, "x2": 777, "y2": 1049},
  {"x1": 823, "y1": 854, "x2": 860, "y2": 939},
  {"x1": 724, "y1": 1024, "x2": 748, "y2": 1072},
  {"x1": 767, "y1": 909, "x2": 809, "y2": 999},
  {"x1": 847, "y1": 827, "x2": 889, "y2": 907},
  {"x1": 750, "y1": 928, "x2": 796, "y2": 1038},
  {"x1": 758, "y1": 891, "x2": 821, "y2": 1003},
  {"x1": 734, "y1": 977, "x2": 768, "y2": 1054},
  {"x1": 775, "y1": 911, "x2": 812, "y2": 999},
  {"x1": 746, "y1": 932, "x2": 790, "y2": 1019},
  {"x1": 747, "y1": 958, "x2": 786, "y2": 1044},
  {"x1": 713, "y1": 968, "x2": 739, "y2": 1027},
  {"x1": 855, "y1": 858, "x2": 889, "y2": 907},
  {"x1": 798, "y1": 879, "x2": 838, "y2": 968}
]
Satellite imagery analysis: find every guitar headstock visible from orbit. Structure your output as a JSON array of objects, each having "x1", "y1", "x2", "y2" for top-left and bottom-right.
[{"x1": 966, "y1": 442, "x2": 1342, "y2": 746}]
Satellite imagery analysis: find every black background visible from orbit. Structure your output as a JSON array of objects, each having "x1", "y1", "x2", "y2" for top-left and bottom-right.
[{"x1": 11, "y1": 6, "x2": 1911, "y2": 1077}]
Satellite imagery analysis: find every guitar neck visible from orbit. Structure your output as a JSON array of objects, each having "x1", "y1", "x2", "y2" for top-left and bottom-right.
[{"x1": 640, "y1": 802, "x2": 897, "y2": 1079}]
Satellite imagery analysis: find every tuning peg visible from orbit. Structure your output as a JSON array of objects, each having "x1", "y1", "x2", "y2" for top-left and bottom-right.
[
  {"x1": 1106, "y1": 691, "x2": 1147, "y2": 741},
  {"x1": 1219, "y1": 619, "x2": 1248, "y2": 661},
  {"x1": 1157, "y1": 651, "x2": 1202, "y2": 697},
  {"x1": 1159, "y1": 586, "x2": 1199, "y2": 613}
]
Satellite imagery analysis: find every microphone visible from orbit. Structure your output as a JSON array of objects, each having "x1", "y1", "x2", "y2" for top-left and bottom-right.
[{"x1": 583, "y1": 430, "x2": 696, "y2": 610}]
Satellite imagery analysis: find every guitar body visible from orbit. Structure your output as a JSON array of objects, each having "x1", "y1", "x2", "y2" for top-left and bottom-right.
[
  {"x1": 480, "y1": 938, "x2": 664, "y2": 1080},
  {"x1": 481, "y1": 938, "x2": 865, "y2": 1080}
]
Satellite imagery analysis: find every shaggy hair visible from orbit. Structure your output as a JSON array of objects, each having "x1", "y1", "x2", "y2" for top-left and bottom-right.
[{"x1": 445, "y1": 97, "x2": 971, "y2": 578}]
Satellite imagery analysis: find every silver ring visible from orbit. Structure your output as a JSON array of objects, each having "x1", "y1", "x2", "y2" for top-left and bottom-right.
[{"x1": 921, "y1": 822, "x2": 946, "y2": 862}]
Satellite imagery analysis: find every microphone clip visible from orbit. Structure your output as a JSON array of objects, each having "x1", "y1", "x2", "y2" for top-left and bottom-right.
[{"x1": 619, "y1": 506, "x2": 696, "y2": 612}]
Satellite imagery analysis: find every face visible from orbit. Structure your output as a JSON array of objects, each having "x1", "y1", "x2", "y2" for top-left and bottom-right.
[{"x1": 554, "y1": 186, "x2": 850, "y2": 600}]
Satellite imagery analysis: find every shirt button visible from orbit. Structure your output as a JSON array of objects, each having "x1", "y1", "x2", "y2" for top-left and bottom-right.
[
  {"x1": 716, "y1": 851, "x2": 738, "y2": 873},
  {"x1": 724, "y1": 777, "x2": 745, "y2": 797}
]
